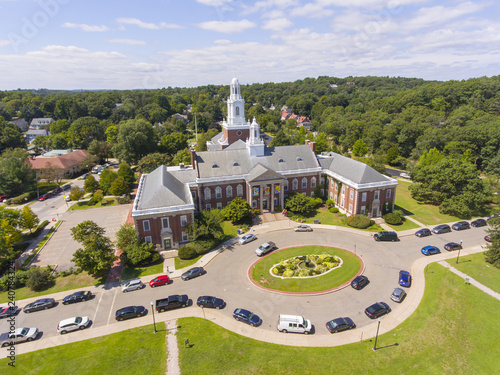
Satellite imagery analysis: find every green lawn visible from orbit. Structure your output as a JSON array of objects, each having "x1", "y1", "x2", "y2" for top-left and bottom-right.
[
  {"x1": 175, "y1": 255, "x2": 202, "y2": 270},
  {"x1": 120, "y1": 260, "x2": 164, "y2": 281},
  {"x1": 0, "y1": 323, "x2": 166, "y2": 374},
  {"x1": 386, "y1": 217, "x2": 421, "y2": 231},
  {"x1": 446, "y1": 252, "x2": 500, "y2": 294},
  {"x1": 297, "y1": 207, "x2": 383, "y2": 232},
  {"x1": 0, "y1": 271, "x2": 106, "y2": 304},
  {"x1": 177, "y1": 262, "x2": 500, "y2": 374},
  {"x1": 395, "y1": 180, "x2": 459, "y2": 225},
  {"x1": 68, "y1": 198, "x2": 118, "y2": 210},
  {"x1": 251, "y1": 246, "x2": 361, "y2": 292}
]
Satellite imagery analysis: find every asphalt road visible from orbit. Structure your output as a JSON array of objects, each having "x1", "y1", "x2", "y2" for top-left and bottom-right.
[{"x1": 3, "y1": 224, "x2": 489, "y2": 340}]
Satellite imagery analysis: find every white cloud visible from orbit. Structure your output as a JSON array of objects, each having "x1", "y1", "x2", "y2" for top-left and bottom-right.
[
  {"x1": 107, "y1": 39, "x2": 146, "y2": 45},
  {"x1": 61, "y1": 22, "x2": 109, "y2": 32},
  {"x1": 0, "y1": 40, "x2": 10, "y2": 46},
  {"x1": 198, "y1": 19, "x2": 256, "y2": 33},
  {"x1": 196, "y1": 0, "x2": 233, "y2": 6},
  {"x1": 405, "y1": 2, "x2": 487, "y2": 30},
  {"x1": 290, "y1": 2, "x2": 333, "y2": 18},
  {"x1": 262, "y1": 18, "x2": 293, "y2": 31},
  {"x1": 116, "y1": 18, "x2": 181, "y2": 30}
]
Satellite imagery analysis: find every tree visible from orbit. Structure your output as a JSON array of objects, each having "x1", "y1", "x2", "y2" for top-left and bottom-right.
[
  {"x1": 116, "y1": 223, "x2": 139, "y2": 250},
  {"x1": 484, "y1": 218, "x2": 500, "y2": 268},
  {"x1": 137, "y1": 153, "x2": 172, "y2": 173},
  {"x1": 70, "y1": 221, "x2": 115, "y2": 274},
  {"x1": 314, "y1": 133, "x2": 329, "y2": 154},
  {"x1": 69, "y1": 116, "x2": 106, "y2": 149},
  {"x1": 122, "y1": 242, "x2": 155, "y2": 266},
  {"x1": 270, "y1": 130, "x2": 292, "y2": 147},
  {"x1": 159, "y1": 132, "x2": 188, "y2": 156},
  {"x1": 171, "y1": 149, "x2": 191, "y2": 167},
  {"x1": 117, "y1": 162, "x2": 135, "y2": 190},
  {"x1": 99, "y1": 169, "x2": 118, "y2": 194},
  {"x1": 69, "y1": 186, "x2": 85, "y2": 201},
  {"x1": 26, "y1": 267, "x2": 53, "y2": 292},
  {"x1": 113, "y1": 118, "x2": 157, "y2": 163},
  {"x1": 20, "y1": 205, "x2": 39, "y2": 234},
  {"x1": 284, "y1": 193, "x2": 316, "y2": 216},
  {"x1": 386, "y1": 144, "x2": 400, "y2": 164},
  {"x1": 87, "y1": 140, "x2": 111, "y2": 163},
  {"x1": 0, "y1": 207, "x2": 22, "y2": 264},
  {"x1": 187, "y1": 209, "x2": 224, "y2": 240},
  {"x1": 352, "y1": 139, "x2": 369, "y2": 157},
  {"x1": 224, "y1": 197, "x2": 252, "y2": 223},
  {"x1": 84, "y1": 174, "x2": 100, "y2": 194},
  {"x1": 40, "y1": 163, "x2": 66, "y2": 186},
  {"x1": 0, "y1": 148, "x2": 37, "y2": 196},
  {"x1": 109, "y1": 176, "x2": 130, "y2": 196},
  {"x1": 0, "y1": 123, "x2": 25, "y2": 154},
  {"x1": 93, "y1": 190, "x2": 104, "y2": 203}
]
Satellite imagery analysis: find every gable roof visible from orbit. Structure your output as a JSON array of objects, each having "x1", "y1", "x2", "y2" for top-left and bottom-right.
[
  {"x1": 29, "y1": 150, "x2": 89, "y2": 170},
  {"x1": 246, "y1": 164, "x2": 285, "y2": 183}
]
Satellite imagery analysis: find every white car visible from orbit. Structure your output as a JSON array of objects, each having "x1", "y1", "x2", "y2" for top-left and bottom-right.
[
  {"x1": 121, "y1": 279, "x2": 145, "y2": 292},
  {"x1": 239, "y1": 234, "x2": 257, "y2": 245},
  {"x1": 295, "y1": 225, "x2": 312, "y2": 232},
  {"x1": 255, "y1": 241, "x2": 276, "y2": 257},
  {"x1": 57, "y1": 316, "x2": 90, "y2": 334},
  {"x1": 400, "y1": 172, "x2": 410, "y2": 179}
]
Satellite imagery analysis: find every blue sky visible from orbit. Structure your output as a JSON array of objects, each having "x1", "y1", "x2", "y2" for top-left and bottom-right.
[{"x1": 0, "y1": 0, "x2": 498, "y2": 89}]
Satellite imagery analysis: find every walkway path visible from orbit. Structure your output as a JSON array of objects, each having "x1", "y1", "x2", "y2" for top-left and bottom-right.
[
  {"x1": 438, "y1": 261, "x2": 500, "y2": 301},
  {"x1": 166, "y1": 319, "x2": 180, "y2": 375}
]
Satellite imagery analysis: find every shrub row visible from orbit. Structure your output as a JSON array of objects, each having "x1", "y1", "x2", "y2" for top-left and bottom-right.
[
  {"x1": 178, "y1": 238, "x2": 219, "y2": 260},
  {"x1": 346, "y1": 214, "x2": 374, "y2": 229}
]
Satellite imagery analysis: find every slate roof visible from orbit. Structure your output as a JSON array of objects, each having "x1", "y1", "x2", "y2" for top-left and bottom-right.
[
  {"x1": 136, "y1": 165, "x2": 195, "y2": 210},
  {"x1": 318, "y1": 153, "x2": 393, "y2": 185},
  {"x1": 195, "y1": 144, "x2": 320, "y2": 180}
]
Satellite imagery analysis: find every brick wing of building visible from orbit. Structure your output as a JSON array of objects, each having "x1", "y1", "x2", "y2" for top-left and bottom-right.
[{"x1": 132, "y1": 77, "x2": 397, "y2": 250}]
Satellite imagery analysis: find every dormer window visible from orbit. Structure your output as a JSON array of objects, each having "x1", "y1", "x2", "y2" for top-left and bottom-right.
[
  {"x1": 278, "y1": 158, "x2": 285, "y2": 162},
  {"x1": 233, "y1": 162, "x2": 240, "y2": 166},
  {"x1": 212, "y1": 163, "x2": 219, "y2": 168},
  {"x1": 297, "y1": 157, "x2": 303, "y2": 161}
]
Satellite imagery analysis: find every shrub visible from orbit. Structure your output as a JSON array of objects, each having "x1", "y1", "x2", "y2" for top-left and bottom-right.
[
  {"x1": 253, "y1": 209, "x2": 261, "y2": 216},
  {"x1": 329, "y1": 207, "x2": 339, "y2": 213},
  {"x1": 87, "y1": 199, "x2": 97, "y2": 206},
  {"x1": 326, "y1": 199, "x2": 335, "y2": 208},
  {"x1": 178, "y1": 246, "x2": 197, "y2": 260},
  {"x1": 346, "y1": 214, "x2": 372, "y2": 229},
  {"x1": 26, "y1": 267, "x2": 54, "y2": 292},
  {"x1": 0, "y1": 270, "x2": 29, "y2": 291},
  {"x1": 117, "y1": 195, "x2": 132, "y2": 204},
  {"x1": 283, "y1": 269, "x2": 294, "y2": 277},
  {"x1": 11, "y1": 192, "x2": 37, "y2": 205},
  {"x1": 136, "y1": 251, "x2": 161, "y2": 266},
  {"x1": 384, "y1": 212, "x2": 403, "y2": 225}
]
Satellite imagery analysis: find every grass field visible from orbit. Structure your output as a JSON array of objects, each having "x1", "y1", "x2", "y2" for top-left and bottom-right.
[
  {"x1": 386, "y1": 217, "x2": 421, "y2": 231},
  {"x1": 177, "y1": 262, "x2": 500, "y2": 374},
  {"x1": 446, "y1": 252, "x2": 500, "y2": 293},
  {"x1": 175, "y1": 255, "x2": 202, "y2": 270},
  {"x1": 251, "y1": 246, "x2": 361, "y2": 292},
  {"x1": 68, "y1": 198, "x2": 118, "y2": 210},
  {"x1": 297, "y1": 207, "x2": 383, "y2": 232},
  {"x1": 0, "y1": 323, "x2": 166, "y2": 374},
  {"x1": 120, "y1": 260, "x2": 164, "y2": 281}
]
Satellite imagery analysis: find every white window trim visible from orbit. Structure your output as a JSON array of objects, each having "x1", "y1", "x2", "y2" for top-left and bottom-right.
[
  {"x1": 206, "y1": 204, "x2": 211, "y2": 211},
  {"x1": 161, "y1": 217, "x2": 169, "y2": 230},
  {"x1": 215, "y1": 186, "x2": 222, "y2": 199},
  {"x1": 292, "y1": 179, "x2": 298, "y2": 190},
  {"x1": 302, "y1": 177, "x2": 307, "y2": 189},
  {"x1": 217, "y1": 202, "x2": 222, "y2": 210},
  {"x1": 386, "y1": 189, "x2": 392, "y2": 199},
  {"x1": 182, "y1": 232, "x2": 189, "y2": 242},
  {"x1": 144, "y1": 236, "x2": 152, "y2": 244},
  {"x1": 143, "y1": 220, "x2": 150, "y2": 232},
  {"x1": 204, "y1": 188, "x2": 211, "y2": 200},
  {"x1": 237, "y1": 184, "x2": 243, "y2": 196},
  {"x1": 226, "y1": 186, "x2": 233, "y2": 198},
  {"x1": 311, "y1": 177, "x2": 316, "y2": 188},
  {"x1": 362, "y1": 192, "x2": 367, "y2": 202},
  {"x1": 180, "y1": 215, "x2": 187, "y2": 227}
]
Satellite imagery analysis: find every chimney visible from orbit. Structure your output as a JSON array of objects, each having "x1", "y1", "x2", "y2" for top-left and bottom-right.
[
  {"x1": 305, "y1": 140, "x2": 316, "y2": 153},
  {"x1": 190, "y1": 148, "x2": 196, "y2": 169},
  {"x1": 179, "y1": 163, "x2": 184, "y2": 169}
]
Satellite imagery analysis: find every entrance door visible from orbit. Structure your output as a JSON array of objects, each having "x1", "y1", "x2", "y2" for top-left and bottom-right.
[
  {"x1": 372, "y1": 207, "x2": 378, "y2": 218},
  {"x1": 163, "y1": 238, "x2": 172, "y2": 250},
  {"x1": 263, "y1": 199, "x2": 268, "y2": 210}
]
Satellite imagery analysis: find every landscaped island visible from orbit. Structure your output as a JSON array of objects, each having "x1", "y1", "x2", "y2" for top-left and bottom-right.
[{"x1": 271, "y1": 254, "x2": 342, "y2": 278}]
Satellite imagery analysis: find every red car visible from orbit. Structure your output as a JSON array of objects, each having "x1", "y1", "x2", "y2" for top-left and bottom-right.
[
  {"x1": 149, "y1": 275, "x2": 170, "y2": 287},
  {"x1": 39, "y1": 193, "x2": 51, "y2": 201},
  {"x1": 485, "y1": 235, "x2": 492, "y2": 243}
]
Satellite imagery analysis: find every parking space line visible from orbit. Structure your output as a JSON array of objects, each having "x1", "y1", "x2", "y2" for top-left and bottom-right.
[
  {"x1": 91, "y1": 292, "x2": 105, "y2": 327},
  {"x1": 106, "y1": 289, "x2": 119, "y2": 325}
]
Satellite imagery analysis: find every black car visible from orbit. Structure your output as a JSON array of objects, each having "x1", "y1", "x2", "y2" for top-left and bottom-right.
[
  {"x1": 452, "y1": 221, "x2": 470, "y2": 231},
  {"x1": 23, "y1": 298, "x2": 56, "y2": 313},
  {"x1": 0, "y1": 306, "x2": 19, "y2": 319},
  {"x1": 325, "y1": 317, "x2": 355, "y2": 333},
  {"x1": 115, "y1": 306, "x2": 147, "y2": 321},
  {"x1": 62, "y1": 291, "x2": 92, "y2": 305},
  {"x1": 197, "y1": 296, "x2": 226, "y2": 309},
  {"x1": 415, "y1": 228, "x2": 432, "y2": 238},
  {"x1": 471, "y1": 218, "x2": 487, "y2": 228},
  {"x1": 351, "y1": 275, "x2": 369, "y2": 290},
  {"x1": 364, "y1": 302, "x2": 391, "y2": 319},
  {"x1": 444, "y1": 242, "x2": 462, "y2": 251},
  {"x1": 432, "y1": 224, "x2": 451, "y2": 234},
  {"x1": 181, "y1": 267, "x2": 205, "y2": 281},
  {"x1": 487, "y1": 214, "x2": 500, "y2": 223}
]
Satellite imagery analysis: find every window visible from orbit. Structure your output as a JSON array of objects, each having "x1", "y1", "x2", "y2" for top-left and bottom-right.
[
  {"x1": 206, "y1": 204, "x2": 211, "y2": 211},
  {"x1": 361, "y1": 206, "x2": 366, "y2": 215},
  {"x1": 204, "y1": 188, "x2": 211, "y2": 200},
  {"x1": 303, "y1": 192, "x2": 307, "y2": 197},
  {"x1": 362, "y1": 192, "x2": 367, "y2": 202},
  {"x1": 374, "y1": 191, "x2": 379, "y2": 200},
  {"x1": 330, "y1": 192, "x2": 333, "y2": 200},
  {"x1": 182, "y1": 232, "x2": 189, "y2": 242},
  {"x1": 192, "y1": 191, "x2": 197, "y2": 200},
  {"x1": 144, "y1": 236, "x2": 152, "y2": 244},
  {"x1": 227, "y1": 200, "x2": 231, "y2": 206},
  {"x1": 349, "y1": 204, "x2": 353, "y2": 212},
  {"x1": 292, "y1": 179, "x2": 298, "y2": 190},
  {"x1": 386, "y1": 189, "x2": 392, "y2": 199},
  {"x1": 226, "y1": 186, "x2": 233, "y2": 198},
  {"x1": 278, "y1": 158, "x2": 285, "y2": 163},
  {"x1": 297, "y1": 157, "x2": 303, "y2": 161},
  {"x1": 235, "y1": 106, "x2": 239, "y2": 116},
  {"x1": 212, "y1": 163, "x2": 219, "y2": 168},
  {"x1": 284, "y1": 180, "x2": 289, "y2": 191},
  {"x1": 342, "y1": 186, "x2": 345, "y2": 195},
  {"x1": 161, "y1": 217, "x2": 169, "y2": 229},
  {"x1": 340, "y1": 197, "x2": 344, "y2": 207},
  {"x1": 237, "y1": 184, "x2": 243, "y2": 196},
  {"x1": 350, "y1": 190, "x2": 353, "y2": 199},
  {"x1": 233, "y1": 162, "x2": 240, "y2": 166},
  {"x1": 321, "y1": 189, "x2": 324, "y2": 196},
  {"x1": 217, "y1": 202, "x2": 222, "y2": 210},
  {"x1": 334, "y1": 182, "x2": 338, "y2": 191},
  {"x1": 302, "y1": 178, "x2": 307, "y2": 189},
  {"x1": 311, "y1": 177, "x2": 316, "y2": 188},
  {"x1": 216, "y1": 186, "x2": 222, "y2": 199},
  {"x1": 143, "y1": 220, "x2": 150, "y2": 232},
  {"x1": 252, "y1": 200, "x2": 257, "y2": 208},
  {"x1": 180, "y1": 215, "x2": 187, "y2": 227}
]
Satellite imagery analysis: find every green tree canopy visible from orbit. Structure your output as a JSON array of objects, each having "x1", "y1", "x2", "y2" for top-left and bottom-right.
[
  {"x1": 84, "y1": 174, "x2": 100, "y2": 194},
  {"x1": 20, "y1": 205, "x2": 39, "y2": 234},
  {"x1": 224, "y1": 197, "x2": 252, "y2": 223},
  {"x1": 137, "y1": 153, "x2": 172, "y2": 173},
  {"x1": 0, "y1": 148, "x2": 36, "y2": 196},
  {"x1": 117, "y1": 162, "x2": 135, "y2": 191},
  {"x1": 69, "y1": 116, "x2": 106, "y2": 149},
  {"x1": 352, "y1": 139, "x2": 369, "y2": 157},
  {"x1": 113, "y1": 118, "x2": 157, "y2": 163},
  {"x1": 99, "y1": 169, "x2": 118, "y2": 195}
]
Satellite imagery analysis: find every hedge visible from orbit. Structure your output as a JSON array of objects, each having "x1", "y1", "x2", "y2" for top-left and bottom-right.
[
  {"x1": 346, "y1": 214, "x2": 374, "y2": 229},
  {"x1": 383, "y1": 212, "x2": 403, "y2": 225}
]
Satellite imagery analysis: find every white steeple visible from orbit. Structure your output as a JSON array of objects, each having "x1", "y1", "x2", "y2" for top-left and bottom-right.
[
  {"x1": 246, "y1": 117, "x2": 265, "y2": 157},
  {"x1": 227, "y1": 77, "x2": 246, "y2": 126}
]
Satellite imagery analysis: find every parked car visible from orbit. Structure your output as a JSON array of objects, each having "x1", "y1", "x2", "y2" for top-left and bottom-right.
[
  {"x1": 470, "y1": 218, "x2": 487, "y2": 228},
  {"x1": 364, "y1": 302, "x2": 391, "y2": 319},
  {"x1": 149, "y1": 275, "x2": 171, "y2": 287},
  {"x1": 181, "y1": 267, "x2": 205, "y2": 281},
  {"x1": 391, "y1": 288, "x2": 407, "y2": 303},
  {"x1": 0, "y1": 327, "x2": 38, "y2": 347},
  {"x1": 52, "y1": 187, "x2": 62, "y2": 194},
  {"x1": 23, "y1": 298, "x2": 56, "y2": 313},
  {"x1": 325, "y1": 317, "x2": 355, "y2": 333},
  {"x1": 277, "y1": 314, "x2": 312, "y2": 334},
  {"x1": 351, "y1": 275, "x2": 369, "y2": 290},
  {"x1": 415, "y1": 228, "x2": 432, "y2": 238},
  {"x1": 0, "y1": 195, "x2": 10, "y2": 202},
  {"x1": 452, "y1": 221, "x2": 470, "y2": 231},
  {"x1": 197, "y1": 296, "x2": 226, "y2": 309},
  {"x1": 295, "y1": 225, "x2": 313, "y2": 232},
  {"x1": 398, "y1": 270, "x2": 411, "y2": 287},
  {"x1": 432, "y1": 224, "x2": 451, "y2": 234},
  {"x1": 62, "y1": 291, "x2": 92, "y2": 305},
  {"x1": 373, "y1": 231, "x2": 398, "y2": 242},
  {"x1": 57, "y1": 316, "x2": 90, "y2": 334},
  {"x1": 0, "y1": 306, "x2": 19, "y2": 319},
  {"x1": 155, "y1": 295, "x2": 189, "y2": 312},
  {"x1": 233, "y1": 308, "x2": 261, "y2": 327},
  {"x1": 255, "y1": 241, "x2": 277, "y2": 256},
  {"x1": 62, "y1": 184, "x2": 71, "y2": 191},
  {"x1": 421, "y1": 245, "x2": 441, "y2": 256},
  {"x1": 238, "y1": 233, "x2": 257, "y2": 245},
  {"x1": 400, "y1": 172, "x2": 411, "y2": 179},
  {"x1": 115, "y1": 306, "x2": 147, "y2": 321},
  {"x1": 484, "y1": 235, "x2": 492, "y2": 243},
  {"x1": 487, "y1": 213, "x2": 500, "y2": 223},
  {"x1": 80, "y1": 173, "x2": 88, "y2": 180},
  {"x1": 39, "y1": 193, "x2": 51, "y2": 201},
  {"x1": 444, "y1": 242, "x2": 462, "y2": 251},
  {"x1": 121, "y1": 279, "x2": 145, "y2": 292}
]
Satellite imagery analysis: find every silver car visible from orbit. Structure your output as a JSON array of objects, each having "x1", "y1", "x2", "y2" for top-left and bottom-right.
[
  {"x1": 121, "y1": 279, "x2": 145, "y2": 292},
  {"x1": 57, "y1": 316, "x2": 90, "y2": 334},
  {"x1": 391, "y1": 287, "x2": 407, "y2": 303},
  {"x1": 239, "y1": 234, "x2": 257, "y2": 245},
  {"x1": 0, "y1": 327, "x2": 38, "y2": 347}
]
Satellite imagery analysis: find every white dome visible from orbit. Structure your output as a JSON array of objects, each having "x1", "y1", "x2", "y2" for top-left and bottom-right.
[{"x1": 231, "y1": 77, "x2": 239, "y2": 86}]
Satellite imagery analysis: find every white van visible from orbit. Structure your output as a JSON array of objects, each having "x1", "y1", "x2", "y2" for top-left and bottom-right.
[{"x1": 277, "y1": 314, "x2": 312, "y2": 334}]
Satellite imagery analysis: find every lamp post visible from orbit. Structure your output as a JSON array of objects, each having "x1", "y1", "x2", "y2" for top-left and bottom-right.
[
  {"x1": 372, "y1": 317, "x2": 381, "y2": 351},
  {"x1": 150, "y1": 301, "x2": 157, "y2": 333},
  {"x1": 456, "y1": 240, "x2": 463, "y2": 264}
]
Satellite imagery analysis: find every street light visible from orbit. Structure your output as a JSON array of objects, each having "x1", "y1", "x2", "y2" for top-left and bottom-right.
[
  {"x1": 150, "y1": 301, "x2": 157, "y2": 333},
  {"x1": 373, "y1": 317, "x2": 381, "y2": 351},
  {"x1": 456, "y1": 240, "x2": 463, "y2": 264}
]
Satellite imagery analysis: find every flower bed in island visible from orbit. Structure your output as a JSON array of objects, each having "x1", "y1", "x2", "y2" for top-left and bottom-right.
[{"x1": 271, "y1": 254, "x2": 342, "y2": 278}]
